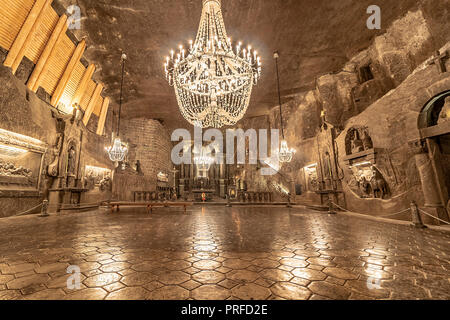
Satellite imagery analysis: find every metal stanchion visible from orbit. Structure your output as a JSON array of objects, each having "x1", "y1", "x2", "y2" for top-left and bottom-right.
[
  {"x1": 328, "y1": 198, "x2": 336, "y2": 215},
  {"x1": 38, "y1": 200, "x2": 49, "y2": 217},
  {"x1": 410, "y1": 201, "x2": 426, "y2": 228},
  {"x1": 286, "y1": 194, "x2": 292, "y2": 208}
]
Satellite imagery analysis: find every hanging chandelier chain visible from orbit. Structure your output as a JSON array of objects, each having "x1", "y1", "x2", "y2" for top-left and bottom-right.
[
  {"x1": 117, "y1": 53, "x2": 126, "y2": 137},
  {"x1": 274, "y1": 51, "x2": 296, "y2": 163},
  {"x1": 274, "y1": 53, "x2": 285, "y2": 139},
  {"x1": 105, "y1": 53, "x2": 129, "y2": 163}
]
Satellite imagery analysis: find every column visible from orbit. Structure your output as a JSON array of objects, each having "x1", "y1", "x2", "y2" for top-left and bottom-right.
[
  {"x1": 179, "y1": 163, "x2": 186, "y2": 195},
  {"x1": 219, "y1": 162, "x2": 226, "y2": 198},
  {"x1": 413, "y1": 140, "x2": 449, "y2": 224}
]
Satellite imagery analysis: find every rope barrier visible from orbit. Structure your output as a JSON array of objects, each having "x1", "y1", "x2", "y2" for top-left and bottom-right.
[
  {"x1": 13, "y1": 202, "x2": 43, "y2": 217},
  {"x1": 331, "y1": 202, "x2": 409, "y2": 217},
  {"x1": 331, "y1": 201, "x2": 450, "y2": 226},
  {"x1": 418, "y1": 208, "x2": 450, "y2": 225},
  {"x1": 47, "y1": 202, "x2": 101, "y2": 208},
  {"x1": 331, "y1": 202, "x2": 349, "y2": 212},
  {"x1": 376, "y1": 208, "x2": 411, "y2": 218}
]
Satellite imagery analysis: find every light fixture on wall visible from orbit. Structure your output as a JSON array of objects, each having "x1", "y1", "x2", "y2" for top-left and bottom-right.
[
  {"x1": 105, "y1": 53, "x2": 129, "y2": 163},
  {"x1": 0, "y1": 144, "x2": 28, "y2": 156},
  {"x1": 164, "y1": 0, "x2": 261, "y2": 128},
  {"x1": 274, "y1": 51, "x2": 296, "y2": 163}
]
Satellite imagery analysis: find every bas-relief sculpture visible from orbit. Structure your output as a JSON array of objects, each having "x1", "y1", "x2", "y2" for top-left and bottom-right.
[
  {"x1": 352, "y1": 165, "x2": 389, "y2": 199},
  {"x1": 0, "y1": 161, "x2": 34, "y2": 186},
  {"x1": 0, "y1": 130, "x2": 46, "y2": 193},
  {"x1": 344, "y1": 127, "x2": 390, "y2": 199},
  {"x1": 83, "y1": 166, "x2": 112, "y2": 192},
  {"x1": 304, "y1": 165, "x2": 319, "y2": 191},
  {"x1": 346, "y1": 127, "x2": 373, "y2": 156}
]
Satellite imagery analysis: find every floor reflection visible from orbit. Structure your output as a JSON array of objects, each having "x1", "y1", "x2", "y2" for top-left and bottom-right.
[{"x1": 0, "y1": 206, "x2": 449, "y2": 300}]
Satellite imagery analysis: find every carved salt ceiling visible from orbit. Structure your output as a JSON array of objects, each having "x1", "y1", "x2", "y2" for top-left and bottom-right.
[{"x1": 61, "y1": 0, "x2": 419, "y2": 129}]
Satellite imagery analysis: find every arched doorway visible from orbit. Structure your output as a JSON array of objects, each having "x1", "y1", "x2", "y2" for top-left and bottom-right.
[{"x1": 417, "y1": 90, "x2": 450, "y2": 220}]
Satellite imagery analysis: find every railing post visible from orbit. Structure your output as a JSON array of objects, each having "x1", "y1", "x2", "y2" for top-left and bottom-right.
[
  {"x1": 286, "y1": 193, "x2": 292, "y2": 208},
  {"x1": 328, "y1": 198, "x2": 336, "y2": 215},
  {"x1": 226, "y1": 194, "x2": 232, "y2": 208},
  {"x1": 38, "y1": 200, "x2": 49, "y2": 217},
  {"x1": 410, "y1": 201, "x2": 426, "y2": 228}
]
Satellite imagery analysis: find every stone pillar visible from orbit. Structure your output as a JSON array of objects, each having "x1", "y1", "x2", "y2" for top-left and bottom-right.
[
  {"x1": 179, "y1": 163, "x2": 186, "y2": 195},
  {"x1": 412, "y1": 140, "x2": 449, "y2": 225},
  {"x1": 219, "y1": 163, "x2": 226, "y2": 198}
]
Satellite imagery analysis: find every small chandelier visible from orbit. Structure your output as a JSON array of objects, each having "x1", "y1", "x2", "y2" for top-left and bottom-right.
[
  {"x1": 274, "y1": 51, "x2": 296, "y2": 163},
  {"x1": 164, "y1": 0, "x2": 262, "y2": 128},
  {"x1": 194, "y1": 146, "x2": 215, "y2": 171},
  {"x1": 105, "y1": 136, "x2": 128, "y2": 162},
  {"x1": 106, "y1": 53, "x2": 128, "y2": 163}
]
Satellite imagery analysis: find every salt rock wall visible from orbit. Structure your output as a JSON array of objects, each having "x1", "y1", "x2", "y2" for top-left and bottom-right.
[
  {"x1": 111, "y1": 118, "x2": 173, "y2": 201},
  {"x1": 120, "y1": 118, "x2": 172, "y2": 178},
  {"x1": 239, "y1": 7, "x2": 450, "y2": 217},
  {"x1": 0, "y1": 53, "x2": 113, "y2": 217},
  {"x1": 335, "y1": 43, "x2": 450, "y2": 216}
]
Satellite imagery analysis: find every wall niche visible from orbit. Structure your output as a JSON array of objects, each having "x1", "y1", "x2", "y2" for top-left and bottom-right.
[{"x1": 343, "y1": 127, "x2": 390, "y2": 200}]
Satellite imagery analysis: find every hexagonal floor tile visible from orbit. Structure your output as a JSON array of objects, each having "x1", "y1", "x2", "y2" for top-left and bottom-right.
[
  {"x1": 83, "y1": 273, "x2": 121, "y2": 288},
  {"x1": 270, "y1": 282, "x2": 311, "y2": 300},
  {"x1": 148, "y1": 286, "x2": 190, "y2": 300},
  {"x1": 121, "y1": 272, "x2": 157, "y2": 286},
  {"x1": 106, "y1": 287, "x2": 150, "y2": 300},
  {"x1": 232, "y1": 283, "x2": 271, "y2": 300},
  {"x1": 192, "y1": 271, "x2": 225, "y2": 284},
  {"x1": 158, "y1": 271, "x2": 191, "y2": 285},
  {"x1": 191, "y1": 285, "x2": 231, "y2": 300}
]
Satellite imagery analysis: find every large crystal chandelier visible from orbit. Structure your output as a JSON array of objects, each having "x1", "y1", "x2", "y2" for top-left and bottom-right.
[
  {"x1": 106, "y1": 53, "x2": 128, "y2": 163},
  {"x1": 274, "y1": 52, "x2": 296, "y2": 163},
  {"x1": 164, "y1": 0, "x2": 262, "y2": 128}
]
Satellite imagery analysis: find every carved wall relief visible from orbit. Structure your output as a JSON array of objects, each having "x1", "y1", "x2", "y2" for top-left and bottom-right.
[
  {"x1": 0, "y1": 129, "x2": 47, "y2": 193},
  {"x1": 349, "y1": 164, "x2": 389, "y2": 199},
  {"x1": 83, "y1": 165, "x2": 112, "y2": 192},
  {"x1": 47, "y1": 118, "x2": 65, "y2": 178},
  {"x1": 343, "y1": 127, "x2": 390, "y2": 199},
  {"x1": 345, "y1": 127, "x2": 373, "y2": 155},
  {"x1": 304, "y1": 164, "x2": 319, "y2": 192}
]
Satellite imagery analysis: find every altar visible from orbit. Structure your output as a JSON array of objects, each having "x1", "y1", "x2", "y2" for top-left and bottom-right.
[{"x1": 192, "y1": 189, "x2": 215, "y2": 202}]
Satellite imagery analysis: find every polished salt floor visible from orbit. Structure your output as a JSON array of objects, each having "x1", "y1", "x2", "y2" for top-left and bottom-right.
[{"x1": 0, "y1": 206, "x2": 449, "y2": 300}]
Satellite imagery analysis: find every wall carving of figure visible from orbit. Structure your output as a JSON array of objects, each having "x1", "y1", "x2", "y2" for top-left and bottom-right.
[
  {"x1": 345, "y1": 127, "x2": 373, "y2": 155},
  {"x1": 369, "y1": 168, "x2": 389, "y2": 199},
  {"x1": 67, "y1": 145, "x2": 77, "y2": 176},
  {"x1": 351, "y1": 165, "x2": 389, "y2": 199},
  {"x1": 99, "y1": 175, "x2": 112, "y2": 192},
  {"x1": 0, "y1": 161, "x2": 34, "y2": 186},
  {"x1": 47, "y1": 132, "x2": 64, "y2": 177},
  {"x1": 304, "y1": 165, "x2": 319, "y2": 192}
]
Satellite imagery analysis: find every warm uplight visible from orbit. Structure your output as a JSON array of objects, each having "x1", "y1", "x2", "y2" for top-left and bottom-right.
[
  {"x1": 350, "y1": 161, "x2": 372, "y2": 168},
  {"x1": 0, "y1": 144, "x2": 28, "y2": 156}
]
